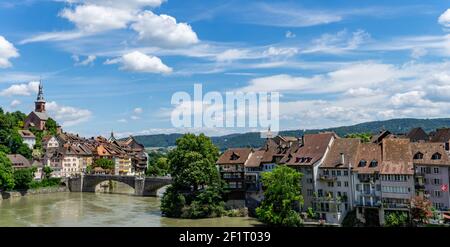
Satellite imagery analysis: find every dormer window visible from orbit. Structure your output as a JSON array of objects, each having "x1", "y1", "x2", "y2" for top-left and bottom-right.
[
  {"x1": 305, "y1": 157, "x2": 312, "y2": 163},
  {"x1": 369, "y1": 160, "x2": 378, "y2": 167},
  {"x1": 358, "y1": 160, "x2": 367, "y2": 167},
  {"x1": 230, "y1": 152, "x2": 240, "y2": 161},
  {"x1": 414, "y1": 152, "x2": 424, "y2": 160},
  {"x1": 431, "y1": 152, "x2": 442, "y2": 160}
]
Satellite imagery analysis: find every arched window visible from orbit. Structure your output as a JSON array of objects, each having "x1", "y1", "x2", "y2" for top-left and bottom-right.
[
  {"x1": 358, "y1": 160, "x2": 367, "y2": 167},
  {"x1": 414, "y1": 152, "x2": 424, "y2": 160},
  {"x1": 431, "y1": 152, "x2": 442, "y2": 160},
  {"x1": 369, "y1": 160, "x2": 378, "y2": 167}
]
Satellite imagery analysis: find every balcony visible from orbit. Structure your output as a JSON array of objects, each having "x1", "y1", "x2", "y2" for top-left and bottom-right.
[
  {"x1": 415, "y1": 184, "x2": 425, "y2": 190},
  {"x1": 382, "y1": 203, "x2": 410, "y2": 209},
  {"x1": 319, "y1": 175, "x2": 337, "y2": 181},
  {"x1": 355, "y1": 201, "x2": 381, "y2": 208},
  {"x1": 415, "y1": 171, "x2": 425, "y2": 177}
]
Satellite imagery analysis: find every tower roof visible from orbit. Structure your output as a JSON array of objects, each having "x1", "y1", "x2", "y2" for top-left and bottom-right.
[{"x1": 36, "y1": 81, "x2": 45, "y2": 102}]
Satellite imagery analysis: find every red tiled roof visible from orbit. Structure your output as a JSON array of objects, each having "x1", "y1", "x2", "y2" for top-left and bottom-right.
[
  {"x1": 410, "y1": 142, "x2": 450, "y2": 166},
  {"x1": 281, "y1": 133, "x2": 335, "y2": 166},
  {"x1": 354, "y1": 143, "x2": 382, "y2": 174},
  {"x1": 216, "y1": 148, "x2": 252, "y2": 165},
  {"x1": 321, "y1": 138, "x2": 360, "y2": 169},
  {"x1": 380, "y1": 138, "x2": 414, "y2": 175}
]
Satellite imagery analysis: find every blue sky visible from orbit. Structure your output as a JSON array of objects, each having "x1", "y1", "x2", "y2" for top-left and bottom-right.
[{"x1": 1, "y1": 0, "x2": 450, "y2": 137}]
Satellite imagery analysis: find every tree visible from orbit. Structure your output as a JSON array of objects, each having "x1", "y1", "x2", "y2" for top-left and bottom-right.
[
  {"x1": 256, "y1": 166, "x2": 304, "y2": 227},
  {"x1": 411, "y1": 196, "x2": 433, "y2": 225},
  {"x1": 345, "y1": 133, "x2": 372, "y2": 143},
  {"x1": 43, "y1": 166, "x2": 53, "y2": 179},
  {"x1": 13, "y1": 167, "x2": 36, "y2": 190},
  {"x1": 45, "y1": 118, "x2": 58, "y2": 136},
  {"x1": 0, "y1": 152, "x2": 15, "y2": 190},
  {"x1": 161, "y1": 133, "x2": 224, "y2": 218},
  {"x1": 93, "y1": 158, "x2": 115, "y2": 170},
  {"x1": 147, "y1": 156, "x2": 169, "y2": 176},
  {"x1": 384, "y1": 211, "x2": 409, "y2": 227}
]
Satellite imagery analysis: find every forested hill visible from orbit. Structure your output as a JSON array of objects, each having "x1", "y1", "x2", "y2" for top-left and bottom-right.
[{"x1": 134, "y1": 118, "x2": 450, "y2": 150}]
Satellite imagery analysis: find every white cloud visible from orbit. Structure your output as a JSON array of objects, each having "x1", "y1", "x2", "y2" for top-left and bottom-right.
[
  {"x1": 0, "y1": 81, "x2": 39, "y2": 96},
  {"x1": 216, "y1": 49, "x2": 250, "y2": 62},
  {"x1": 105, "y1": 51, "x2": 172, "y2": 74},
  {"x1": 240, "y1": 62, "x2": 398, "y2": 93},
  {"x1": 46, "y1": 101, "x2": 92, "y2": 127},
  {"x1": 263, "y1": 47, "x2": 298, "y2": 57},
  {"x1": 285, "y1": 31, "x2": 296, "y2": 38},
  {"x1": 411, "y1": 47, "x2": 427, "y2": 59},
  {"x1": 60, "y1": 4, "x2": 134, "y2": 33},
  {"x1": 133, "y1": 107, "x2": 143, "y2": 114},
  {"x1": 438, "y1": 9, "x2": 450, "y2": 27},
  {"x1": 304, "y1": 29, "x2": 370, "y2": 54},
  {"x1": 0, "y1": 36, "x2": 19, "y2": 68},
  {"x1": 117, "y1": 118, "x2": 127, "y2": 123},
  {"x1": 73, "y1": 55, "x2": 96, "y2": 66},
  {"x1": 10, "y1": 99, "x2": 21, "y2": 108},
  {"x1": 390, "y1": 91, "x2": 433, "y2": 108},
  {"x1": 131, "y1": 11, "x2": 199, "y2": 47},
  {"x1": 130, "y1": 115, "x2": 140, "y2": 120}
]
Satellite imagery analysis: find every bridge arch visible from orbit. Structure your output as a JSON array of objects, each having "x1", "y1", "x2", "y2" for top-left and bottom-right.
[{"x1": 68, "y1": 175, "x2": 172, "y2": 196}]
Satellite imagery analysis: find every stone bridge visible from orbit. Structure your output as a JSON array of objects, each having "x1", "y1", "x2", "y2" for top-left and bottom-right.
[{"x1": 68, "y1": 175, "x2": 172, "y2": 196}]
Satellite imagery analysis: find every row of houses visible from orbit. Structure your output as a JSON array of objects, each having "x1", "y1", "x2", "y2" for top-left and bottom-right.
[
  {"x1": 216, "y1": 128, "x2": 450, "y2": 225},
  {"x1": 8, "y1": 131, "x2": 148, "y2": 179}
]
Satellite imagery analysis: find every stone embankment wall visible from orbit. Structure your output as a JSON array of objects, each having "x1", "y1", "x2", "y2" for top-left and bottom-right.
[{"x1": 0, "y1": 186, "x2": 68, "y2": 201}]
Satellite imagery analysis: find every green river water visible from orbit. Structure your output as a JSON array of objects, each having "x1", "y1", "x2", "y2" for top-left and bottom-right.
[{"x1": 0, "y1": 192, "x2": 260, "y2": 227}]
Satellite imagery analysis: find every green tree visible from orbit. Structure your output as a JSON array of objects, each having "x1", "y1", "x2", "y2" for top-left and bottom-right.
[
  {"x1": 384, "y1": 211, "x2": 409, "y2": 227},
  {"x1": 345, "y1": 133, "x2": 372, "y2": 143},
  {"x1": 0, "y1": 152, "x2": 15, "y2": 190},
  {"x1": 256, "y1": 166, "x2": 304, "y2": 227},
  {"x1": 161, "y1": 133, "x2": 224, "y2": 218},
  {"x1": 93, "y1": 158, "x2": 115, "y2": 170},
  {"x1": 13, "y1": 167, "x2": 36, "y2": 190},
  {"x1": 147, "y1": 157, "x2": 170, "y2": 176},
  {"x1": 45, "y1": 118, "x2": 58, "y2": 136},
  {"x1": 43, "y1": 166, "x2": 53, "y2": 179}
]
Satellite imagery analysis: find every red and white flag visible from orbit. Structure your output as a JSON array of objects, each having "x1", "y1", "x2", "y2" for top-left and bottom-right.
[{"x1": 441, "y1": 184, "x2": 449, "y2": 192}]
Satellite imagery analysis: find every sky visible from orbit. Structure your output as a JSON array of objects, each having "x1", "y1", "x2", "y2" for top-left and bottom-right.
[{"x1": 1, "y1": 0, "x2": 450, "y2": 138}]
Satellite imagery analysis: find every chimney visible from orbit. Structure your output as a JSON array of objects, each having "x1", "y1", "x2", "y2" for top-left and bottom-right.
[{"x1": 340, "y1": 153, "x2": 345, "y2": 165}]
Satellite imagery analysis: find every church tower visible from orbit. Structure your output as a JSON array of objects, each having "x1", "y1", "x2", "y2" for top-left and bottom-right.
[{"x1": 35, "y1": 81, "x2": 46, "y2": 112}]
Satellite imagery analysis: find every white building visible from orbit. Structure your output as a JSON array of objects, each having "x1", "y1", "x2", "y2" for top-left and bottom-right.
[{"x1": 18, "y1": 130, "x2": 36, "y2": 149}]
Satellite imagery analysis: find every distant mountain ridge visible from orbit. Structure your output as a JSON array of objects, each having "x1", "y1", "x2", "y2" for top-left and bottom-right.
[{"x1": 133, "y1": 118, "x2": 450, "y2": 151}]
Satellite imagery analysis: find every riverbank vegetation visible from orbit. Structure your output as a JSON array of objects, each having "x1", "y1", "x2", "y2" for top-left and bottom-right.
[
  {"x1": 256, "y1": 165, "x2": 304, "y2": 227},
  {"x1": 161, "y1": 133, "x2": 227, "y2": 219},
  {"x1": 1, "y1": 156, "x2": 60, "y2": 192},
  {"x1": 146, "y1": 151, "x2": 169, "y2": 176}
]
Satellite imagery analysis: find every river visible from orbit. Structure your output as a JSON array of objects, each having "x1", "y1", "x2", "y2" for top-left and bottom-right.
[{"x1": 0, "y1": 192, "x2": 260, "y2": 227}]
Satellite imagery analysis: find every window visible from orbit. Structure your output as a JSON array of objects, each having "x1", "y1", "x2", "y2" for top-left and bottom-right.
[
  {"x1": 431, "y1": 152, "x2": 442, "y2": 160},
  {"x1": 356, "y1": 184, "x2": 361, "y2": 191},
  {"x1": 358, "y1": 160, "x2": 367, "y2": 167},
  {"x1": 432, "y1": 178, "x2": 441, "y2": 185},
  {"x1": 369, "y1": 160, "x2": 378, "y2": 167},
  {"x1": 344, "y1": 170, "x2": 348, "y2": 176},
  {"x1": 336, "y1": 170, "x2": 341, "y2": 176},
  {"x1": 323, "y1": 170, "x2": 329, "y2": 175},
  {"x1": 337, "y1": 181, "x2": 342, "y2": 187},
  {"x1": 307, "y1": 189, "x2": 313, "y2": 196},
  {"x1": 344, "y1": 181, "x2": 349, "y2": 187},
  {"x1": 413, "y1": 152, "x2": 424, "y2": 159},
  {"x1": 328, "y1": 182, "x2": 334, "y2": 187},
  {"x1": 318, "y1": 189, "x2": 323, "y2": 197},
  {"x1": 433, "y1": 190, "x2": 442, "y2": 198},
  {"x1": 331, "y1": 170, "x2": 336, "y2": 176},
  {"x1": 433, "y1": 167, "x2": 440, "y2": 174},
  {"x1": 307, "y1": 178, "x2": 313, "y2": 184}
]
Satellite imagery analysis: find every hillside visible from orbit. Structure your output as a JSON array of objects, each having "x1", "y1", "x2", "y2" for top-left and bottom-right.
[{"x1": 133, "y1": 118, "x2": 450, "y2": 151}]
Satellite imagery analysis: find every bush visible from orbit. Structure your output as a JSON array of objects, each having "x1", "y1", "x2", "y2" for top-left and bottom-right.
[
  {"x1": 306, "y1": 207, "x2": 317, "y2": 219},
  {"x1": 13, "y1": 167, "x2": 35, "y2": 190},
  {"x1": 161, "y1": 185, "x2": 187, "y2": 218},
  {"x1": 385, "y1": 211, "x2": 409, "y2": 227}
]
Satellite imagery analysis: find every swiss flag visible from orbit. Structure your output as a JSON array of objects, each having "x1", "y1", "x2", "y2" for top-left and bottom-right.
[{"x1": 441, "y1": 184, "x2": 449, "y2": 192}]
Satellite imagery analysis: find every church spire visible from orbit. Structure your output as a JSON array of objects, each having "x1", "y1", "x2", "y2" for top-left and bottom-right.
[
  {"x1": 37, "y1": 80, "x2": 44, "y2": 101},
  {"x1": 35, "y1": 80, "x2": 46, "y2": 112}
]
